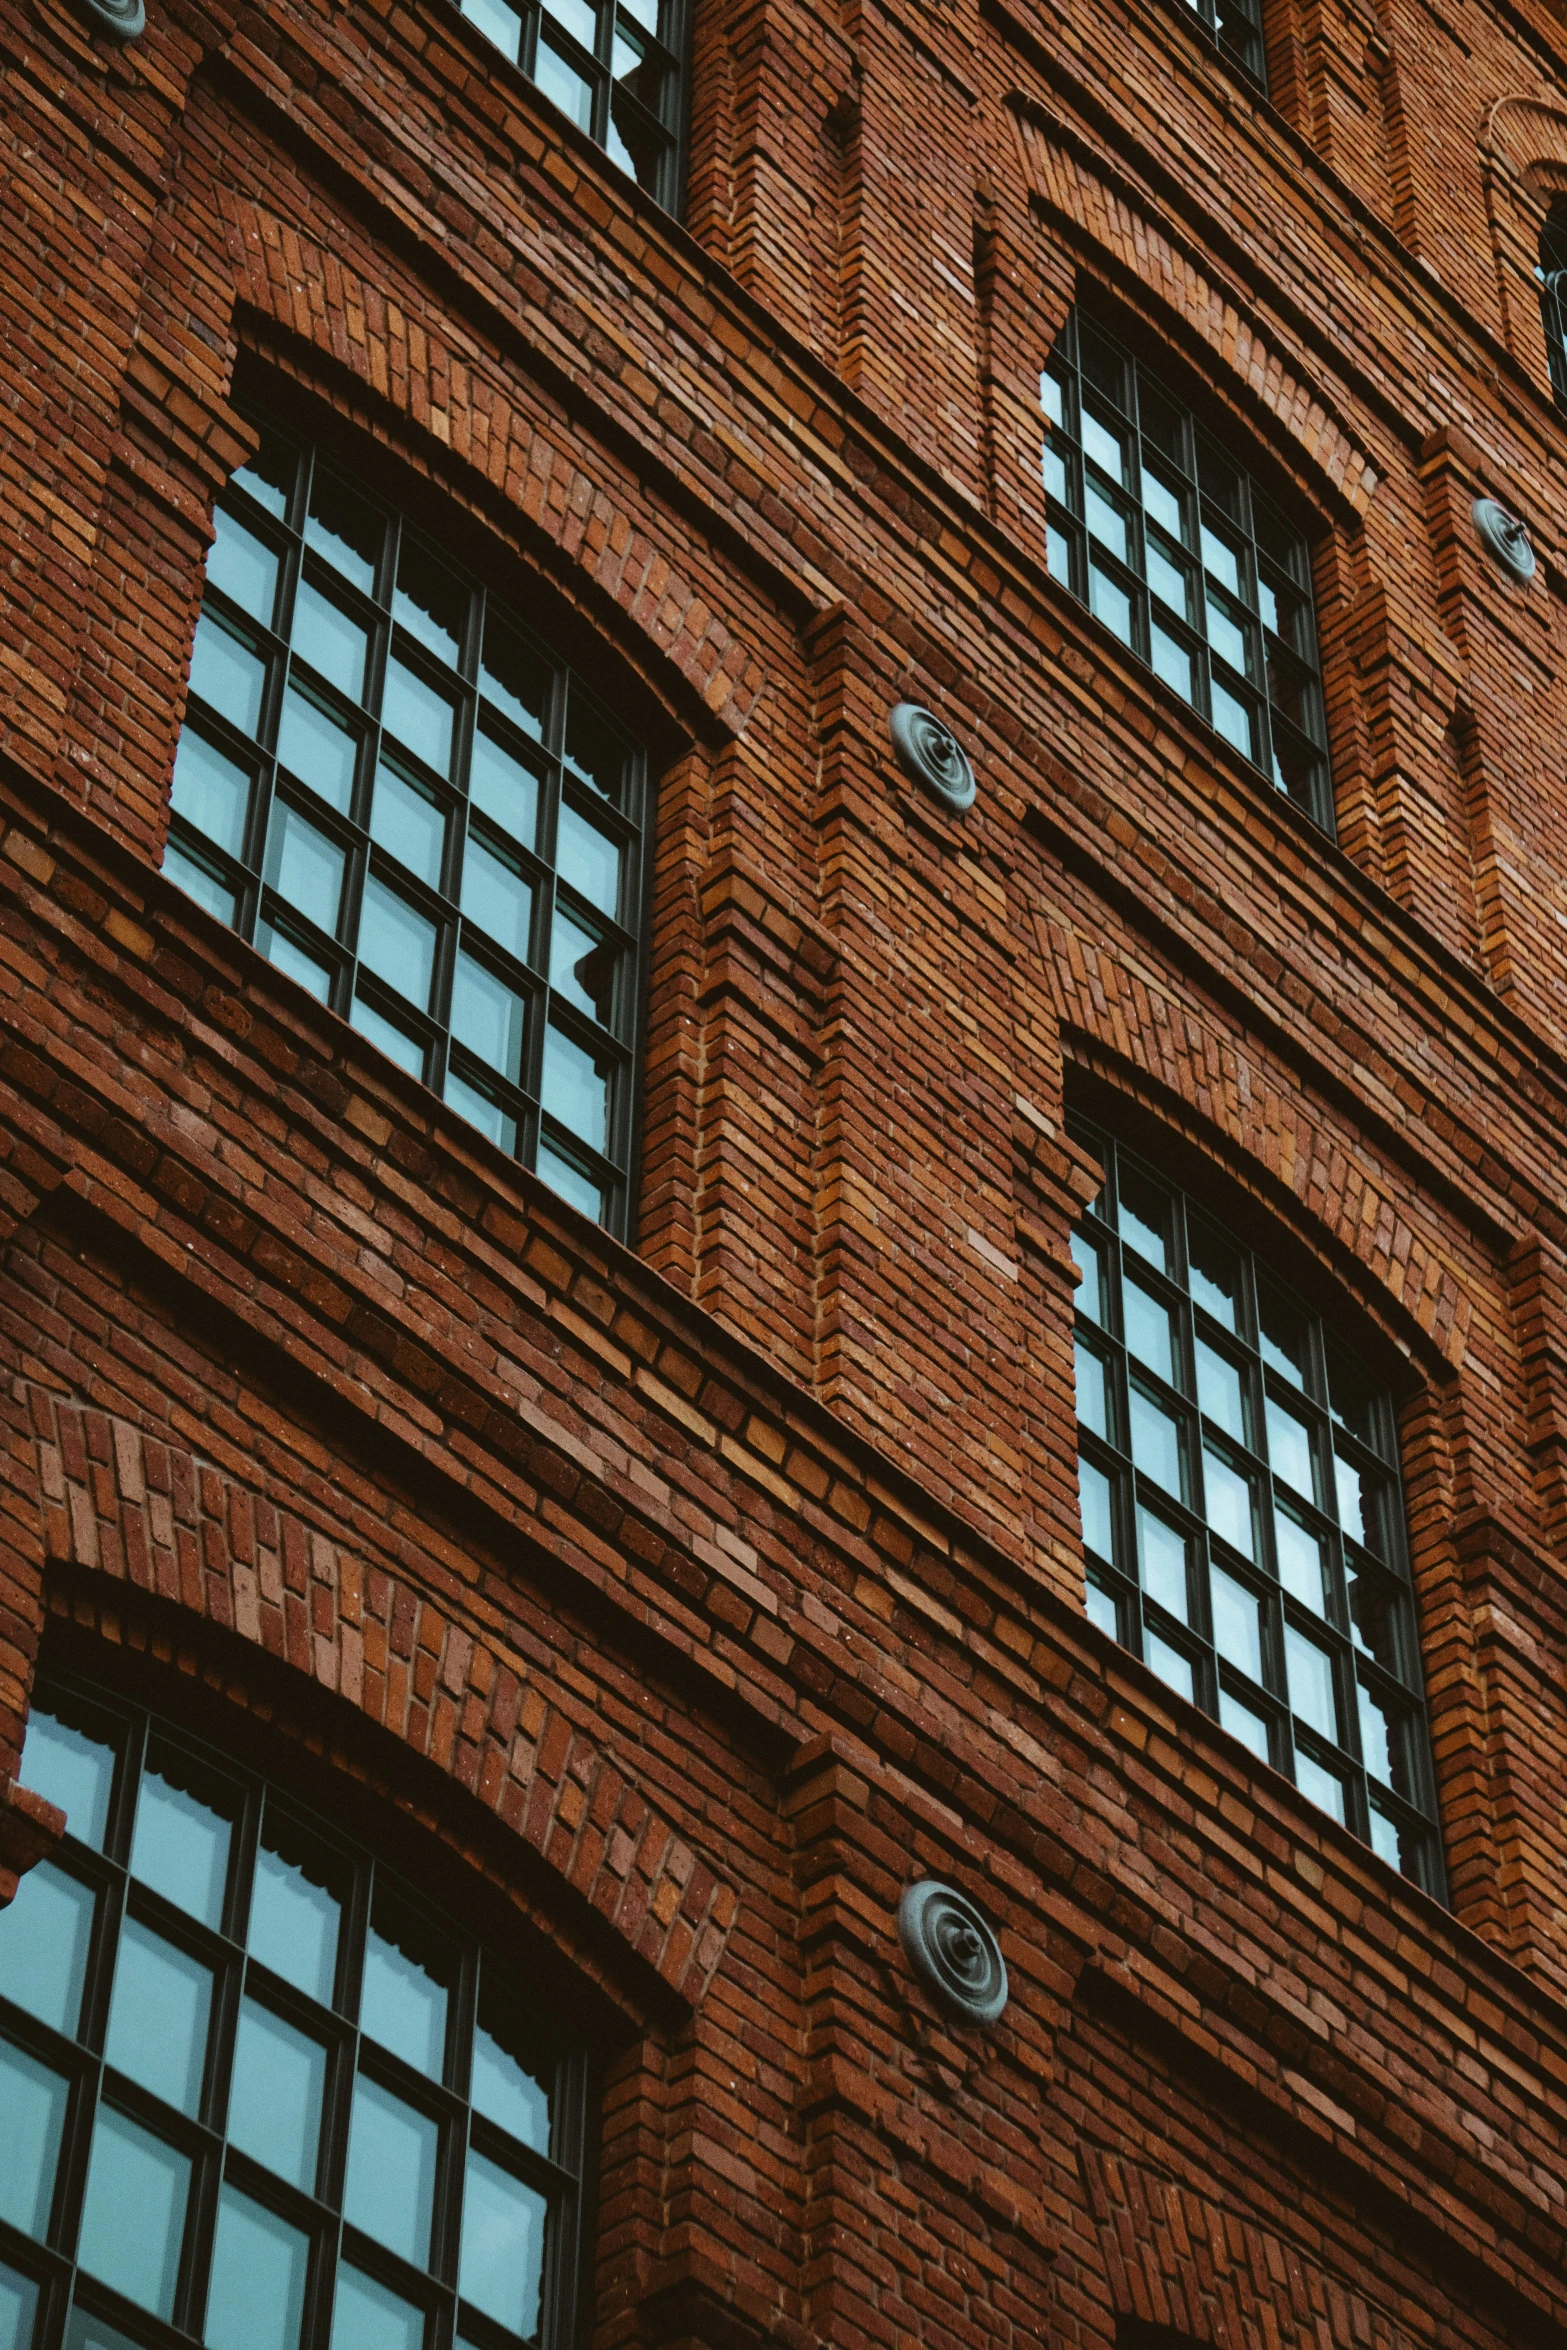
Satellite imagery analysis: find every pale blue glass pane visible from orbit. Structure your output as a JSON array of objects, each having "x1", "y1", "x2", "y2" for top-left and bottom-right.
[
  {"x1": 351, "y1": 996, "x2": 425, "y2": 1079},
  {"x1": 1257, "y1": 1288, "x2": 1310, "y2": 1385},
  {"x1": 1334, "y1": 1447, "x2": 1368, "y2": 1546},
  {"x1": 1195, "y1": 1339, "x2": 1245, "y2": 1443},
  {"x1": 277, "y1": 688, "x2": 359, "y2": 816},
  {"x1": 172, "y1": 731, "x2": 251, "y2": 859},
  {"x1": 1128, "y1": 1386, "x2": 1183, "y2": 1497},
  {"x1": 0, "y1": 1860, "x2": 93, "y2": 2034},
  {"x1": 541, "y1": 1023, "x2": 609, "y2": 1154},
  {"x1": 0, "y1": 2041, "x2": 67, "y2": 2236},
  {"x1": 1293, "y1": 1748, "x2": 1345, "y2": 1823},
  {"x1": 1285, "y1": 1626, "x2": 1338, "y2": 1740},
  {"x1": 343, "y1": 2075, "x2": 438, "y2": 2264},
  {"x1": 1084, "y1": 1579, "x2": 1118, "y2": 1637},
  {"x1": 1146, "y1": 538, "x2": 1189, "y2": 616},
  {"x1": 1368, "y1": 1805, "x2": 1401, "y2": 1867},
  {"x1": 393, "y1": 553, "x2": 465, "y2": 671},
  {"x1": 471, "y1": 2017, "x2": 550, "y2": 2153},
  {"x1": 463, "y1": 0, "x2": 524, "y2": 58},
  {"x1": 330, "y1": 2269, "x2": 424, "y2": 2350},
  {"x1": 1265, "y1": 1393, "x2": 1315, "y2": 1500},
  {"x1": 190, "y1": 611, "x2": 265, "y2": 737},
  {"x1": 1074, "y1": 1244, "x2": 1103, "y2": 1324},
  {"x1": 1206, "y1": 592, "x2": 1248, "y2": 673},
  {"x1": 1136, "y1": 1507, "x2": 1186, "y2": 1620},
  {"x1": 1141, "y1": 467, "x2": 1184, "y2": 538},
  {"x1": 551, "y1": 910, "x2": 614, "y2": 1025},
  {"x1": 208, "y1": 510, "x2": 279, "y2": 625},
  {"x1": 1123, "y1": 1281, "x2": 1175, "y2": 1386},
  {"x1": 1357, "y1": 1680, "x2": 1397, "y2": 1787},
  {"x1": 1200, "y1": 524, "x2": 1240, "y2": 594},
  {"x1": 1074, "y1": 1341, "x2": 1107, "y2": 1440},
  {"x1": 1203, "y1": 1445, "x2": 1255, "y2": 1559},
  {"x1": 22, "y1": 1711, "x2": 115, "y2": 1849},
  {"x1": 294, "y1": 582, "x2": 369, "y2": 704},
  {"x1": 78, "y1": 2108, "x2": 190, "y2": 2316},
  {"x1": 469, "y1": 731, "x2": 540, "y2": 847},
  {"x1": 1218, "y1": 1688, "x2": 1270, "y2": 1761},
  {"x1": 1145, "y1": 1632, "x2": 1193, "y2": 1702},
  {"x1": 206, "y1": 2187, "x2": 308, "y2": 2350},
  {"x1": 538, "y1": 29, "x2": 594, "y2": 118},
  {"x1": 236, "y1": 436, "x2": 293, "y2": 521},
  {"x1": 358, "y1": 878, "x2": 437, "y2": 1010},
  {"x1": 1042, "y1": 442, "x2": 1069, "y2": 502},
  {"x1": 536, "y1": 1143, "x2": 602, "y2": 1221},
  {"x1": 268, "y1": 804, "x2": 346, "y2": 936},
  {"x1": 130, "y1": 1765, "x2": 232, "y2": 1929},
  {"x1": 1116, "y1": 1174, "x2": 1169, "y2": 1271},
  {"x1": 249, "y1": 1830, "x2": 340, "y2": 2007},
  {"x1": 458, "y1": 2150, "x2": 546, "y2": 2336},
  {"x1": 480, "y1": 623, "x2": 550, "y2": 742},
  {"x1": 105, "y1": 1918, "x2": 212, "y2": 2114},
  {"x1": 446, "y1": 1072, "x2": 518, "y2": 1155},
  {"x1": 1210, "y1": 1566, "x2": 1263, "y2": 1681},
  {"x1": 165, "y1": 843, "x2": 239, "y2": 925},
  {"x1": 0, "y1": 2259, "x2": 37, "y2": 2350},
  {"x1": 549, "y1": 0, "x2": 596, "y2": 42},
  {"x1": 372, "y1": 769, "x2": 446, "y2": 890},
  {"x1": 228, "y1": 2001, "x2": 325, "y2": 2191},
  {"x1": 1274, "y1": 1507, "x2": 1328, "y2": 1613},
  {"x1": 1150, "y1": 617, "x2": 1195, "y2": 702},
  {"x1": 1046, "y1": 520, "x2": 1072, "y2": 581},
  {"x1": 452, "y1": 954, "x2": 527, "y2": 1084},
  {"x1": 1211, "y1": 678, "x2": 1255, "y2": 759},
  {"x1": 382, "y1": 658, "x2": 455, "y2": 776},
  {"x1": 361, "y1": 1922, "x2": 447, "y2": 2078},
  {"x1": 1085, "y1": 480, "x2": 1128, "y2": 562},
  {"x1": 462, "y1": 840, "x2": 533, "y2": 961},
  {"x1": 1039, "y1": 370, "x2": 1064, "y2": 427},
  {"x1": 1088, "y1": 559, "x2": 1133, "y2": 644},
  {"x1": 557, "y1": 803, "x2": 620, "y2": 917},
  {"x1": 1078, "y1": 1456, "x2": 1113, "y2": 1562},
  {"x1": 259, "y1": 924, "x2": 332, "y2": 1002},
  {"x1": 1081, "y1": 411, "x2": 1128, "y2": 484},
  {"x1": 1187, "y1": 1225, "x2": 1238, "y2": 1327},
  {"x1": 306, "y1": 476, "x2": 381, "y2": 596}
]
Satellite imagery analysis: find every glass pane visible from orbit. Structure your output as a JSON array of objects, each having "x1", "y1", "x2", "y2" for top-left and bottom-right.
[
  {"x1": 462, "y1": 838, "x2": 534, "y2": 961},
  {"x1": 228, "y1": 2001, "x2": 326, "y2": 2192},
  {"x1": 1085, "y1": 1579, "x2": 1118, "y2": 1638},
  {"x1": 1264, "y1": 1392, "x2": 1316, "y2": 1501},
  {"x1": 267, "y1": 803, "x2": 347, "y2": 936},
  {"x1": 206, "y1": 2189, "x2": 309, "y2": 2350},
  {"x1": 0, "y1": 2039, "x2": 67, "y2": 2236},
  {"x1": 1149, "y1": 616, "x2": 1195, "y2": 702},
  {"x1": 451, "y1": 954, "x2": 527, "y2": 1085},
  {"x1": 105, "y1": 1918, "x2": 212, "y2": 2114},
  {"x1": 1116, "y1": 1169, "x2": 1170, "y2": 1272},
  {"x1": 1368, "y1": 1805, "x2": 1401, "y2": 1869},
  {"x1": 480, "y1": 621, "x2": 551, "y2": 741},
  {"x1": 209, "y1": 509, "x2": 280, "y2": 625},
  {"x1": 22, "y1": 1710, "x2": 116, "y2": 1849},
  {"x1": 1039, "y1": 368, "x2": 1065, "y2": 427},
  {"x1": 172, "y1": 730, "x2": 251, "y2": 859},
  {"x1": 471, "y1": 2006, "x2": 550, "y2": 2153},
  {"x1": 463, "y1": 0, "x2": 524, "y2": 56},
  {"x1": 458, "y1": 2149, "x2": 546, "y2": 2336},
  {"x1": 1088, "y1": 556, "x2": 1133, "y2": 644},
  {"x1": 536, "y1": 1142, "x2": 602, "y2": 1220},
  {"x1": 1336, "y1": 1450, "x2": 1386, "y2": 1556},
  {"x1": 1218, "y1": 1688, "x2": 1270, "y2": 1761},
  {"x1": 1138, "y1": 379, "x2": 1185, "y2": 465},
  {"x1": 1293, "y1": 1748, "x2": 1345, "y2": 1825},
  {"x1": 394, "y1": 548, "x2": 467, "y2": 669},
  {"x1": 565, "y1": 696, "x2": 632, "y2": 803},
  {"x1": 1210, "y1": 1566, "x2": 1263, "y2": 1682},
  {"x1": 383, "y1": 657, "x2": 456, "y2": 776},
  {"x1": 1195, "y1": 1338, "x2": 1245, "y2": 1443},
  {"x1": 1081, "y1": 410, "x2": 1129, "y2": 486},
  {"x1": 1257, "y1": 1284, "x2": 1310, "y2": 1387},
  {"x1": 1144, "y1": 1632, "x2": 1194, "y2": 1702},
  {"x1": 557, "y1": 802, "x2": 621, "y2": 918},
  {"x1": 1077, "y1": 324, "x2": 1126, "y2": 408},
  {"x1": 330, "y1": 2269, "x2": 425, "y2": 2350},
  {"x1": 446, "y1": 1072, "x2": 518, "y2": 1156},
  {"x1": 1085, "y1": 479, "x2": 1129, "y2": 563},
  {"x1": 166, "y1": 842, "x2": 239, "y2": 925},
  {"x1": 549, "y1": 0, "x2": 596, "y2": 42},
  {"x1": 343, "y1": 2074, "x2": 439, "y2": 2265},
  {"x1": 1203, "y1": 1445, "x2": 1255, "y2": 1559},
  {"x1": 294, "y1": 582, "x2": 370, "y2": 704},
  {"x1": 357, "y1": 878, "x2": 438, "y2": 1011},
  {"x1": 1141, "y1": 465, "x2": 1185, "y2": 541},
  {"x1": 1326, "y1": 1340, "x2": 1383, "y2": 1451},
  {"x1": 1042, "y1": 439, "x2": 1069, "y2": 503},
  {"x1": 550, "y1": 911, "x2": 615, "y2": 1026},
  {"x1": 0, "y1": 1859, "x2": 94, "y2": 2034},
  {"x1": 0, "y1": 2259, "x2": 37, "y2": 2350},
  {"x1": 1285, "y1": 1626, "x2": 1338, "y2": 1741},
  {"x1": 259, "y1": 923, "x2": 332, "y2": 1003},
  {"x1": 1186, "y1": 1222, "x2": 1238, "y2": 1328},
  {"x1": 1136, "y1": 1506, "x2": 1187, "y2": 1621},
  {"x1": 1074, "y1": 1340, "x2": 1108, "y2": 1440},
  {"x1": 1345, "y1": 1559, "x2": 1400, "y2": 1672},
  {"x1": 306, "y1": 473, "x2": 382, "y2": 596},
  {"x1": 1274, "y1": 1506, "x2": 1329, "y2": 1614},
  {"x1": 1199, "y1": 522, "x2": 1241, "y2": 594},
  {"x1": 190, "y1": 610, "x2": 265, "y2": 737},
  {"x1": 1205, "y1": 588, "x2": 1250, "y2": 675},
  {"x1": 1074, "y1": 1240, "x2": 1103, "y2": 1324},
  {"x1": 1357, "y1": 1677, "x2": 1397, "y2": 1786},
  {"x1": 469, "y1": 729, "x2": 540, "y2": 847},
  {"x1": 1210, "y1": 676, "x2": 1256, "y2": 760},
  {"x1": 131, "y1": 1758, "x2": 233, "y2": 1929},
  {"x1": 1123, "y1": 1280, "x2": 1176, "y2": 1386},
  {"x1": 77, "y1": 2108, "x2": 190, "y2": 2316},
  {"x1": 372, "y1": 768, "x2": 447, "y2": 891},
  {"x1": 541, "y1": 1022, "x2": 610, "y2": 1154},
  {"x1": 352, "y1": 996, "x2": 426, "y2": 1079},
  {"x1": 361, "y1": 1914, "x2": 449, "y2": 2078},
  {"x1": 536, "y1": 34, "x2": 595, "y2": 128},
  {"x1": 1078, "y1": 1456, "x2": 1114, "y2": 1562},
  {"x1": 236, "y1": 429, "x2": 295, "y2": 521},
  {"x1": 1046, "y1": 519, "x2": 1073, "y2": 583},
  {"x1": 1129, "y1": 1385, "x2": 1184, "y2": 1498},
  {"x1": 276, "y1": 686, "x2": 359, "y2": 815}
]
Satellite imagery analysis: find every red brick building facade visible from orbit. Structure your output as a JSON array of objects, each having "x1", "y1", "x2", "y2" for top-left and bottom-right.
[{"x1": 1, "y1": 0, "x2": 1566, "y2": 2341}]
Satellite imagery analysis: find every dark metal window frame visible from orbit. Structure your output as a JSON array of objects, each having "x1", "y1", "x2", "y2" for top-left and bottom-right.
[
  {"x1": 1040, "y1": 310, "x2": 1334, "y2": 833},
  {"x1": 0, "y1": 1673, "x2": 595, "y2": 2350},
  {"x1": 1070, "y1": 1119, "x2": 1446, "y2": 1900},
  {"x1": 1170, "y1": 0, "x2": 1268, "y2": 88},
  {"x1": 167, "y1": 414, "x2": 650, "y2": 1242},
  {"x1": 1536, "y1": 200, "x2": 1567, "y2": 414}
]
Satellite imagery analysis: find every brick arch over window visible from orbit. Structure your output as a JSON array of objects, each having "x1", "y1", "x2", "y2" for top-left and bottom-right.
[
  {"x1": 1481, "y1": 95, "x2": 1567, "y2": 399},
  {"x1": 25, "y1": 1388, "x2": 739, "y2": 2007}
]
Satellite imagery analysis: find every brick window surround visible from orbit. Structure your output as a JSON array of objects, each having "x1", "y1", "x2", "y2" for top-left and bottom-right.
[
  {"x1": 0, "y1": 1675, "x2": 594, "y2": 2350},
  {"x1": 1040, "y1": 311, "x2": 1333, "y2": 831},
  {"x1": 165, "y1": 416, "x2": 650, "y2": 1241},
  {"x1": 1070, "y1": 1118, "x2": 1445, "y2": 1897},
  {"x1": 451, "y1": 0, "x2": 687, "y2": 207}
]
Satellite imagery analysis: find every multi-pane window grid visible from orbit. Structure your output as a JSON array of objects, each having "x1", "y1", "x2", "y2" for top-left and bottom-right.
[
  {"x1": 1537, "y1": 268, "x2": 1567, "y2": 412},
  {"x1": 451, "y1": 0, "x2": 683, "y2": 206},
  {"x1": 1175, "y1": 0, "x2": 1266, "y2": 86},
  {"x1": 0, "y1": 1678, "x2": 590, "y2": 2350},
  {"x1": 1071, "y1": 1126, "x2": 1443, "y2": 1896},
  {"x1": 1040, "y1": 314, "x2": 1332, "y2": 830},
  {"x1": 168, "y1": 422, "x2": 644, "y2": 1239}
]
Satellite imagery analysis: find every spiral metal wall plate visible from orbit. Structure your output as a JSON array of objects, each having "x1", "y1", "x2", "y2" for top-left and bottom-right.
[
  {"x1": 888, "y1": 702, "x2": 977, "y2": 812},
  {"x1": 897, "y1": 1879, "x2": 1008, "y2": 2024},
  {"x1": 79, "y1": 0, "x2": 145, "y2": 34},
  {"x1": 1472, "y1": 496, "x2": 1536, "y2": 584}
]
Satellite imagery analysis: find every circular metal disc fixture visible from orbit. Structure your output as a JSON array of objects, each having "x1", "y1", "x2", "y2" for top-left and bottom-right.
[
  {"x1": 1472, "y1": 496, "x2": 1536, "y2": 584},
  {"x1": 897, "y1": 1879, "x2": 1008, "y2": 2024},
  {"x1": 888, "y1": 702, "x2": 977, "y2": 812},
  {"x1": 80, "y1": 0, "x2": 145, "y2": 33}
]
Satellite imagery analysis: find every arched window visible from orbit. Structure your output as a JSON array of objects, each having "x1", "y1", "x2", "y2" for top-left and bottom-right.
[
  {"x1": 1070, "y1": 1119, "x2": 1444, "y2": 1896},
  {"x1": 1039, "y1": 311, "x2": 1332, "y2": 832},
  {"x1": 167, "y1": 416, "x2": 649, "y2": 1238},
  {"x1": 1536, "y1": 198, "x2": 1567, "y2": 411},
  {"x1": 0, "y1": 1677, "x2": 592, "y2": 2350},
  {"x1": 449, "y1": 0, "x2": 686, "y2": 206}
]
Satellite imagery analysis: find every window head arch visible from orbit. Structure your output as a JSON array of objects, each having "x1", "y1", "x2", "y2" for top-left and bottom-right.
[
  {"x1": 1069, "y1": 1117, "x2": 1444, "y2": 1897},
  {"x1": 1039, "y1": 311, "x2": 1332, "y2": 831},
  {"x1": 1537, "y1": 196, "x2": 1567, "y2": 411},
  {"x1": 168, "y1": 415, "x2": 652, "y2": 1238},
  {"x1": 0, "y1": 1675, "x2": 594, "y2": 2350}
]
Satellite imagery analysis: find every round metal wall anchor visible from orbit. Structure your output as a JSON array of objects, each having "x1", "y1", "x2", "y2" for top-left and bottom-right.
[
  {"x1": 79, "y1": 0, "x2": 145, "y2": 33},
  {"x1": 888, "y1": 702, "x2": 977, "y2": 812},
  {"x1": 1472, "y1": 496, "x2": 1536, "y2": 584},
  {"x1": 897, "y1": 1880, "x2": 1008, "y2": 2025}
]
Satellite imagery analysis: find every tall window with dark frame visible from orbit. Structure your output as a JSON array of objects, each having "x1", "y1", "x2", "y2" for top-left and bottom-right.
[
  {"x1": 1174, "y1": 0, "x2": 1267, "y2": 85},
  {"x1": 0, "y1": 1676, "x2": 594, "y2": 2350},
  {"x1": 167, "y1": 419, "x2": 648, "y2": 1239},
  {"x1": 451, "y1": 0, "x2": 686, "y2": 206},
  {"x1": 1536, "y1": 198, "x2": 1567, "y2": 413},
  {"x1": 1040, "y1": 313, "x2": 1333, "y2": 831},
  {"x1": 1070, "y1": 1120, "x2": 1444, "y2": 1897}
]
